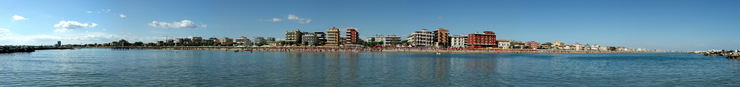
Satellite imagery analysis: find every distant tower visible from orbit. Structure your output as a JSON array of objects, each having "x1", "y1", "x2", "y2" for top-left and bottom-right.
[{"x1": 56, "y1": 41, "x2": 62, "y2": 47}]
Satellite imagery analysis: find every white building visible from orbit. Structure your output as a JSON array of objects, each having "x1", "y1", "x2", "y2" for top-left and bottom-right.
[
  {"x1": 497, "y1": 40, "x2": 512, "y2": 49},
  {"x1": 408, "y1": 29, "x2": 434, "y2": 47},
  {"x1": 384, "y1": 34, "x2": 401, "y2": 46},
  {"x1": 450, "y1": 35, "x2": 467, "y2": 48}
]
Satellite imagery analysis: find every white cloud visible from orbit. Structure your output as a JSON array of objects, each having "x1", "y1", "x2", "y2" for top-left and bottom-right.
[
  {"x1": 148, "y1": 20, "x2": 207, "y2": 29},
  {"x1": 0, "y1": 28, "x2": 9, "y2": 37},
  {"x1": 86, "y1": 9, "x2": 111, "y2": 14},
  {"x1": 119, "y1": 14, "x2": 127, "y2": 18},
  {"x1": 54, "y1": 29, "x2": 72, "y2": 33},
  {"x1": 12, "y1": 15, "x2": 27, "y2": 21},
  {"x1": 271, "y1": 18, "x2": 281, "y2": 22},
  {"x1": 287, "y1": 14, "x2": 312, "y2": 24},
  {"x1": 53, "y1": 21, "x2": 98, "y2": 33}
]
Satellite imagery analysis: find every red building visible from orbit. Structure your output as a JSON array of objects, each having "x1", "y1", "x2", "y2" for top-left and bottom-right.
[
  {"x1": 345, "y1": 28, "x2": 360, "y2": 44},
  {"x1": 467, "y1": 31, "x2": 497, "y2": 48}
]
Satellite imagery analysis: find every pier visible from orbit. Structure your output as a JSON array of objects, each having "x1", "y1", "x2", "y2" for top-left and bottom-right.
[{"x1": 0, "y1": 46, "x2": 74, "y2": 53}]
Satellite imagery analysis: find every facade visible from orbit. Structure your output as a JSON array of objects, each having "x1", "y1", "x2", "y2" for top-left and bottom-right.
[
  {"x1": 496, "y1": 40, "x2": 511, "y2": 49},
  {"x1": 345, "y1": 28, "x2": 360, "y2": 44},
  {"x1": 384, "y1": 34, "x2": 401, "y2": 46},
  {"x1": 326, "y1": 27, "x2": 341, "y2": 46},
  {"x1": 372, "y1": 34, "x2": 385, "y2": 42},
  {"x1": 467, "y1": 31, "x2": 497, "y2": 48},
  {"x1": 285, "y1": 30, "x2": 302, "y2": 45},
  {"x1": 433, "y1": 28, "x2": 450, "y2": 47},
  {"x1": 408, "y1": 29, "x2": 434, "y2": 47},
  {"x1": 301, "y1": 32, "x2": 326, "y2": 46},
  {"x1": 450, "y1": 35, "x2": 467, "y2": 48}
]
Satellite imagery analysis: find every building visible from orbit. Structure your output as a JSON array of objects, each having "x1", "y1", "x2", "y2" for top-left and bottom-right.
[
  {"x1": 408, "y1": 29, "x2": 434, "y2": 47},
  {"x1": 450, "y1": 35, "x2": 467, "y2": 48},
  {"x1": 191, "y1": 37, "x2": 203, "y2": 42},
  {"x1": 553, "y1": 40, "x2": 565, "y2": 47},
  {"x1": 285, "y1": 30, "x2": 302, "y2": 45},
  {"x1": 467, "y1": 31, "x2": 497, "y2": 48},
  {"x1": 220, "y1": 37, "x2": 233, "y2": 44},
  {"x1": 326, "y1": 27, "x2": 341, "y2": 46},
  {"x1": 384, "y1": 34, "x2": 401, "y2": 46},
  {"x1": 433, "y1": 28, "x2": 450, "y2": 47},
  {"x1": 315, "y1": 32, "x2": 326, "y2": 45},
  {"x1": 345, "y1": 28, "x2": 360, "y2": 45},
  {"x1": 235, "y1": 36, "x2": 252, "y2": 46},
  {"x1": 208, "y1": 37, "x2": 219, "y2": 45},
  {"x1": 573, "y1": 44, "x2": 584, "y2": 50},
  {"x1": 56, "y1": 41, "x2": 62, "y2": 47},
  {"x1": 540, "y1": 42, "x2": 553, "y2": 49},
  {"x1": 525, "y1": 41, "x2": 540, "y2": 49},
  {"x1": 301, "y1": 32, "x2": 326, "y2": 46},
  {"x1": 512, "y1": 41, "x2": 525, "y2": 49},
  {"x1": 265, "y1": 37, "x2": 276, "y2": 45},
  {"x1": 191, "y1": 37, "x2": 204, "y2": 45},
  {"x1": 497, "y1": 40, "x2": 512, "y2": 49},
  {"x1": 371, "y1": 34, "x2": 385, "y2": 42}
]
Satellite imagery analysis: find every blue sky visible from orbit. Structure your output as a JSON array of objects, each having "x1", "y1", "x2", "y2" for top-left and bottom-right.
[{"x1": 0, "y1": 0, "x2": 738, "y2": 50}]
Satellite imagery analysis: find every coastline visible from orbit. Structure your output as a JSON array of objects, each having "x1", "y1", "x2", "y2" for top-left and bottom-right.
[{"x1": 81, "y1": 46, "x2": 670, "y2": 54}]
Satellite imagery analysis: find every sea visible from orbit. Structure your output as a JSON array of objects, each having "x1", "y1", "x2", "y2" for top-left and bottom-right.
[{"x1": 1, "y1": 48, "x2": 737, "y2": 86}]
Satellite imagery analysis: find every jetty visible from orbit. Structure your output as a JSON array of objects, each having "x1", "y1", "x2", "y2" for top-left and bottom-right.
[{"x1": 0, "y1": 46, "x2": 74, "y2": 53}]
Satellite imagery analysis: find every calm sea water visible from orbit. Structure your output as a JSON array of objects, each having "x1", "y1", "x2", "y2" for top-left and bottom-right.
[{"x1": 0, "y1": 48, "x2": 737, "y2": 86}]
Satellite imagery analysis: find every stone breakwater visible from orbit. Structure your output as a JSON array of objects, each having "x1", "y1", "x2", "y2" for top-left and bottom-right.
[
  {"x1": 97, "y1": 46, "x2": 654, "y2": 54},
  {"x1": 692, "y1": 50, "x2": 740, "y2": 59}
]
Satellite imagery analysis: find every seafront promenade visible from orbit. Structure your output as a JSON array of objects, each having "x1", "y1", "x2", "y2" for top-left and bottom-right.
[{"x1": 89, "y1": 46, "x2": 659, "y2": 54}]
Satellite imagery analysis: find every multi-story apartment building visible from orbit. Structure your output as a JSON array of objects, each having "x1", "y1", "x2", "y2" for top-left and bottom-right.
[
  {"x1": 326, "y1": 27, "x2": 341, "y2": 46},
  {"x1": 433, "y1": 28, "x2": 449, "y2": 47},
  {"x1": 285, "y1": 30, "x2": 302, "y2": 45},
  {"x1": 345, "y1": 28, "x2": 360, "y2": 45},
  {"x1": 384, "y1": 34, "x2": 401, "y2": 46},
  {"x1": 408, "y1": 29, "x2": 434, "y2": 47},
  {"x1": 451, "y1": 35, "x2": 467, "y2": 48},
  {"x1": 301, "y1": 32, "x2": 326, "y2": 46},
  {"x1": 467, "y1": 31, "x2": 496, "y2": 48}
]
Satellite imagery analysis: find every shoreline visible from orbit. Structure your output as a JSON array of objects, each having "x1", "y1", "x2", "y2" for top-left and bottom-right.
[{"x1": 81, "y1": 46, "x2": 672, "y2": 54}]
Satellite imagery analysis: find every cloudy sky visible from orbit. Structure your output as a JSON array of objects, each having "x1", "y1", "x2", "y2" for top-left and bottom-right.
[{"x1": 1, "y1": 0, "x2": 739, "y2": 50}]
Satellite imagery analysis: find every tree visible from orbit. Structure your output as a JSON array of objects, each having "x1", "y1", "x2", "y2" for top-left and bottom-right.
[{"x1": 133, "y1": 42, "x2": 144, "y2": 46}]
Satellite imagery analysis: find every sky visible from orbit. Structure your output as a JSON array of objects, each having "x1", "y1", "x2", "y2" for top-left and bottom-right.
[{"x1": 0, "y1": 0, "x2": 738, "y2": 51}]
